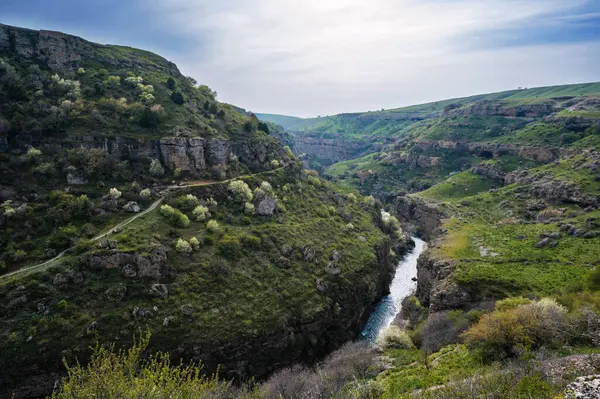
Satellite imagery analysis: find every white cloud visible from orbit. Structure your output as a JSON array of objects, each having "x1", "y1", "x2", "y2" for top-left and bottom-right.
[{"x1": 152, "y1": 0, "x2": 600, "y2": 116}]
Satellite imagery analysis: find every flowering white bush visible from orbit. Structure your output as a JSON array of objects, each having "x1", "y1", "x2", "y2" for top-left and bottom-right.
[
  {"x1": 206, "y1": 197, "x2": 218, "y2": 208},
  {"x1": 137, "y1": 83, "x2": 154, "y2": 93},
  {"x1": 52, "y1": 74, "x2": 81, "y2": 99},
  {"x1": 260, "y1": 181, "x2": 273, "y2": 193},
  {"x1": 192, "y1": 205, "x2": 210, "y2": 221},
  {"x1": 175, "y1": 238, "x2": 192, "y2": 254},
  {"x1": 189, "y1": 236, "x2": 200, "y2": 250},
  {"x1": 109, "y1": 188, "x2": 122, "y2": 200},
  {"x1": 138, "y1": 92, "x2": 155, "y2": 104},
  {"x1": 207, "y1": 220, "x2": 220, "y2": 233},
  {"x1": 125, "y1": 76, "x2": 143, "y2": 85},
  {"x1": 228, "y1": 180, "x2": 253, "y2": 202},
  {"x1": 139, "y1": 189, "x2": 151, "y2": 199}
]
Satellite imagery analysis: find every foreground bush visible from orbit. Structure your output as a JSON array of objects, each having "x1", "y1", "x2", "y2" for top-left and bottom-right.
[
  {"x1": 378, "y1": 326, "x2": 415, "y2": 350},
  {"x1": 50, "y1": 333, "x2": 256, "y2": 399},
  {"x1": 464, "y1": 298, "x2": 568, "y2": 360}
]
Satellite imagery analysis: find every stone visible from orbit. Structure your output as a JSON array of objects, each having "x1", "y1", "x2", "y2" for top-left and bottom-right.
[
  {"x1": 66, "y1": 171, "x2": 88, "y2": 185},
  {"x1": 325, "y1": 262, "x2": 341, "y2": 276},
  {"x1": 330, "y1": 250, "x2": 343, "y2": 262},
  {"x1": 123, "y1": 201, "x2": 141, "y2": 213},
  {"x1": 163, "y1": 316, "x2": 174, "y2": 327},
  {"x1": 275, "y1": 256, "x2": 291, "y2": 269},
  {"x1": 516, "y1": 235, "x2": 527, "y2": 241},
  {"x1": 573, "y1": 228, "x2": 587, "y2": 237},
  {"x1": 540, "y1": 232, "x2": 562, "y2": 239},
  {"x1": 316, "y1": 279, "x2": 328, "y2": 293},
  {"x1": 53, "y1": 273, "x2": 69, "y2": 286},
  {"x1": 150, "y1": 284, "x2": 169, "y2": 299},
  {"x1": 280, "y1": 244, "x2": 293, "y2": 256},
  {"x1": 122, "y1": 264, "x2": 137, "y2": 278},
  {"x1": 105, "y1": 284, "x2": 127, "y2": 302},
  {"x1": 564, "y1": 374, "x2": 600, "y2": 399},
  {"x1": 132, "y1": 307, "x2": 145, "y2": 318},
  {"x1": 583, "y1": 231, "x2": 600, "y2": 239},
  {"x1": 536, "y1": 238, "x2": 551, "y2": 248},
  {"x1": 7, "y1": 295, "x2": 28, "y2": 309},
  {"x1": 181, "y1": 304, "x2": 195, "y2": 315},
  {"x1": 257, "y1": 196, "x2": 277, "y2": 216},
  {"x1": 302, "y1": 246, "x2": 316, "y2": 262}
]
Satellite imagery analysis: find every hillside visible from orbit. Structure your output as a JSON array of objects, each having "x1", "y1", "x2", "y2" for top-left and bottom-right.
[{"x1": 0, "y1": 24, "x2": 408, "y2": 398}]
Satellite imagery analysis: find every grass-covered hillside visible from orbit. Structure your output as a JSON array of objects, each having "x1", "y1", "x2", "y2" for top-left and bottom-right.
[{"x1": 0, "y1": 24, "x2": 409, "y2": 397}]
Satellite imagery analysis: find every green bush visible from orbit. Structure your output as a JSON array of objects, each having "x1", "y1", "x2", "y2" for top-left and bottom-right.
[
  {"x1": 589, "y1": 267, "x2": 600, "y2": 290},
  {"x1": 495, "y1": 297, "x2": 533, "y2": 312},
  {"x1": 171, "y1": 91, "x2": 184, "y2": 105},
  {"x1": 206, "y1": 220, "x2": 220, "y2": 233},
  {"x1": 49, "y1": 332, "x2": 247, "y2": 398},
  {"x1": 377, "y1": 326, "x2": 415, "y2": 349},
  {"x1": 217, "y1": 235, "x2": 242, "y2": 259},
  {"x1": 192, "y1": 205, "x2": 210, "y2": 221},
  {"x1": 159, "y1": 205, "x2": 190, "y2": 227},
  {"x1": 228, "y1": 180, "x2": 253, "y2": 202},
  {"x1": 175, "y1": 194, "x2": 200, "y2": 211}
]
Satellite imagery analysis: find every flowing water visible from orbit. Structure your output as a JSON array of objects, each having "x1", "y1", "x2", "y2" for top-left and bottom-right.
[{"x1": 360, "y1": 237, "x2": 428, "y2": 342}]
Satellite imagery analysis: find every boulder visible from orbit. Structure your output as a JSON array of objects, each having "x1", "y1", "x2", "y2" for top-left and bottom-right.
[
  {"x1": 325, "y1": 262, "x2": 341, "y2": 276},
  {"x1": 150, "y1": 284, "x2": 168, "y2": 299},
  {"x1": 104, "y1": 284, "x2": 127, "y2": 302},
  {"x1": 316, "y1": 279, "x2": 328, "y2": 293},
  {"x1": 275, "y1": 256, "x2": 291, "y2": 269},
  {"x1": 564, "y1": 375, "x2": 600, "y2": 399},
  {"x1": 257, "y1": 196, "x2": 277, "y2": 216},
  {"x1": 536, "y1": 238, "x2": 551, "y2": 248},
  {"x1": 181, "y1": 304, "x2": 195, "y2": 315},
  {"x1": 302, "y1": 246, "x2": 316, "y2": 262},
  {"x1": 123, "y1": 201, "x2": 141, "y2": 213}
]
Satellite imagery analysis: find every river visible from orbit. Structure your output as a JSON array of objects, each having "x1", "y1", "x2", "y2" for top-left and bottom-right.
[{"x1": 360, "y1": 237, "x2": 428, "y2": 342}]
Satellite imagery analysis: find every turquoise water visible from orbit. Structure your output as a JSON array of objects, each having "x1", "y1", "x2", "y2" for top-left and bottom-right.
[{"x1": 360, "y1": 237, "x2": 427, "y2": 342}]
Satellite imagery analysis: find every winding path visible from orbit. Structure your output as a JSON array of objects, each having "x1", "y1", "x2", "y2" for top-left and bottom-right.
[{"x1": 0, "y1": 167, "x2": 284, "y2": 283}]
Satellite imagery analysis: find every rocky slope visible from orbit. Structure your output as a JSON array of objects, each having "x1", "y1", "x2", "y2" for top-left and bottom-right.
[{"x1": 0, "y1": 25, "x2": 408, "y2": 398}]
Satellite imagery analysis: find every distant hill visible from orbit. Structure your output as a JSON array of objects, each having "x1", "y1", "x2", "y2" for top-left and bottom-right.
[{"x1": 255, "y1": 113, "x2": 304, "y2": 129}]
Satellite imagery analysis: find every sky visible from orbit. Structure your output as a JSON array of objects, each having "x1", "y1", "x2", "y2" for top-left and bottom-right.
[{"x1": 1, "y1": 0, "x2": 600, "y2": 117}]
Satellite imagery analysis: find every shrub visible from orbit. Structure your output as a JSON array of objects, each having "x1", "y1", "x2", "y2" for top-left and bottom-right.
[
  {"x1": 307, "y1": 176, "x2": 321, "y2": 187},
  {"x1": 495, "y1": 296, "x2": 532, "y2": 312},
  {"x1": 228, "y1": 180, "x2": 253, "y2": 202},
  {"x1": 270, "y1": 160, "x2": 280, "y2": 168},
  {"x1": 49, "y1": 332, "x2": 244, "y2": 398},
  {"x1": 378, "y1": 326, "x2": 415, "y2": 349},
  {"x1": 176, "y1": 194, "x2": 200, "y2": 211},
  {"x1": 125, "y1": 76, "x2": 143, "y2": 86},
  {"x1": 175, "y1": 238, "x2": 192, "y2": 254},
  {"x1": 192, "y1": 205, "x2": 210, "y2": 221},
  {"x1": 106, "y1": 75, "x2": 121, "y2": 87},
  {"x1": 217, "y1": 235, "x2": 241, "y2": 259},
  {"x1": 206, "y1": 220, "x2": 220, "y2": 233},
  {"x1": 399, "y1": 296, "x2": 427, "y2": 328},
  {"x1": 149, "y1": 159, "x2": 165, "y2": 177},
  {"x1": 244, "y1": 202, "x2": 255, "y2": 215},
  {"x1": 419, "y1": 311, "x2": 470, "y2": 352},
  {"x1": 253, "y1": 188, "x2": 266, "y2": 202},
  {"x1": 24, "y1": 146, "x2": 42, "y2": 162},
  {"x1": 589, "y1": 267, "x2": 600, "y2": 290},
  {"x1": 107, "y1": 188, "x2": 121, "y2": 200},
  {"x1": 260, "y1": 181, "x2": 273, "y2": 193},
  {"x1": 189, "y1": 237, "x2": 200, "y2": 250},
  {"x1": 206, "y1": 197, "x2": 218, "y2": 209},
  {"x1": 159, "y1": 205, "x2": 190, "y2": 227},
  {"x1": 208, "y1": 257, "x2": 232, "y2": 277},
  {"x1": 173, "y1": 167, "x2": 181, "y2": 179},
  {"x1": 346, "y1": 193, "x2": 357, "y2": 203},
  {"x1": 362, "y1": 195, "x2": 376, "y2": 207},
  {"x1": 241, "y1": 235, "x2": 261, "y2": 248},
  {"x1": 464, "y1": 299, "x2": 568, "y2": 360},
  {"x1": 166, "y1": 77, "x2": 176, "y2": 90},
  {"x1": 171, "y1": 91, "x2": 185, "y2": 105},
  {"x1": 139, "y1": 189, "x2": 151, "y2": 199}
]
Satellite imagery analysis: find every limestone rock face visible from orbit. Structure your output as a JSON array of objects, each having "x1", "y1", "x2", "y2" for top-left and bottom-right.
[
  {"x1": 88, "y1": 245, "x2": 167, "y2": 280},
  {"x1": 205, "y1": 139, "x2": 230, "y2": 165},
  {"x1": 159, "y1": 138, "x2": 206, "y2": 176},
  {"x1": 565, "y1": 375, "x2": 600, "y2": 399},
  {"x1": 471, "y1": 163, "x2": 506, "y2": 182}
]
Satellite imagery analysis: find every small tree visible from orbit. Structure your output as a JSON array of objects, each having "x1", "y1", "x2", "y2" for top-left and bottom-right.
[
  {"x1": 207, "y1": 220, "x2": 220, "y2": 233},
  {"x1": 160, "y1": 205, "x2": 190, "y2": 227},
  {"x1": 192, "y1": 205, "x2": 210, "y2": 221},
  {"x1": 149, "y1": 159, "x2": 165, "y2": 177},
  {"x1": 139, "y1": 189, "x2": 151, "y2": 200},
  {"x1": 24, "y1": 147, "x2": 42, "y2": 162},
  {"x1": 166, "y1": 77, "x2": 176, "y2": 90},
  {"x1": 189, "y1": 237, "x2": 200, "y2": 251},
  {"x1": 109, "y1": 188, "x2": 122, "y2": 200},
  {"x1": 171, "y1": 92, "x2": 185, "y2": 105},
  {"x1": 228, "y1": 180, "x2": 253, "y2": 202},
  {"x1": 260, "y1": 181, "x2": 273, "y2": 193},
  {"x1": 175, "y1": 238, "x2": 192, "y2": 254}
]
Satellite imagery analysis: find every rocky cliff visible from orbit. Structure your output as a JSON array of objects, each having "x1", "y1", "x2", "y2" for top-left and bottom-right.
[{"x1": 0, "y1": 23, "x2": 181, "y2": 76}]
